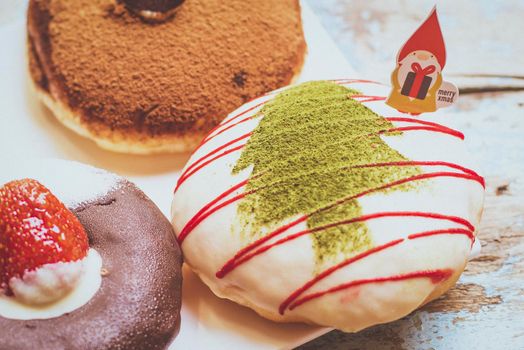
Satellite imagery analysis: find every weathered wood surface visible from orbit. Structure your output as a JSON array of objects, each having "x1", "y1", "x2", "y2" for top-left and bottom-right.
[{"x1": 299, "y1": 1, "x2": 524, "y2": 349}]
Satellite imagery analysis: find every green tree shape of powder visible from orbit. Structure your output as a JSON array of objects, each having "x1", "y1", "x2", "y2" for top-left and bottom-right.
[{"x1": 233, "y1": 81, "x2": 421, "y2": 268}]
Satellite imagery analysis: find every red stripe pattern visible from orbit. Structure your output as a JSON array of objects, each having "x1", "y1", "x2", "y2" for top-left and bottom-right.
[{"x1": 286, "y1": 268, "x2": 454, "y2": 313}]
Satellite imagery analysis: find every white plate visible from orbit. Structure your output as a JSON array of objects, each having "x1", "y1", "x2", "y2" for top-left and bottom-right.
[{"x1": 0, "y1": 2, "x2": 356, "y2": 349}]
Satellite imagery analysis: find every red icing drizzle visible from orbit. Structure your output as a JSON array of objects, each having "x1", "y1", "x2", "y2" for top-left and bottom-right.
[
  {"x1": 196, "y1": 100, "x2": 266, "y2": 150},
  {"x1": 176, "y1": 132, "x2": 252, "y2": 191},
  {"x1": 178, "y1": 179, "x2": 251, "y2": 243},
  {"x1": 216, "y1": 213, "x2": 475, "y2": 279},
  {"x1": 333, "y1": 79, "x2": 384, "y2": 85},
  {"x1": 286, "y1": 268, "x2": 454, "y2": 313},
  {"x1": 176, "y1": 123, "x2": 466, "y2": 192},
  {"x1": 176, "y1": 144, "x2": 247, "y2": 190},
  {"x1": 278, "y1": 228, "x2": 472, "y2": 314},
  {"x1": 386, "y1": 117, "x2": 464, "y2": 139},
  {"x1": 179, "y1": 162, "x2": 483, "y2": 245},
  {"x1": 350, "y1": 94, "x2": 388, "y2": 102},
  {"x1": 385, "y1": 126, "x2": 463, "y2": 139},
  {"x1": 279, "y1": 238, "x2": 404, "y2": 313},
  {"x1": 187, "y1": 91, "x2": 401, "y2": 165},
  {"x1": 408, "y1": 228, "x2": 474, "y2": 241},
  {"x1": 177, "y1": 91, "x2": 466, "y2": 192},
  {"x1": 352, "y1": 161, "x2": 480, "y2": 179}
]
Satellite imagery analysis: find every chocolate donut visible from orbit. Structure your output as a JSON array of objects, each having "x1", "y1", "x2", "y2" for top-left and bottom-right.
[
  {"x1": 0, "y1": 160, "x2": 182, "y2": 349},
  {"x1": 27, "y1": 0, "x2": 306, "y2": 154}
]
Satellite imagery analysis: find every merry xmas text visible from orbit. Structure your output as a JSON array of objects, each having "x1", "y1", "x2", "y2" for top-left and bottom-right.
[{"x1": 437, "y1": 89, "x2": 456, "y2": 103}]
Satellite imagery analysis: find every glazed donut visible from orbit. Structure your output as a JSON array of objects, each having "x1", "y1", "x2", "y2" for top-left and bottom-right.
[
  {"x1": 171, "y1": 79, "x2": 485, "y2": 332},
  {"x1": 0, "y1": 160, "x2": 182, "y2": 349},
  {"x1": 27, "y1": 0, "x2": 306, "y2": 154}
]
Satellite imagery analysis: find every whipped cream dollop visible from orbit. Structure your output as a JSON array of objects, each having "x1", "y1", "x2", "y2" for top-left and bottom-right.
[
  {"x1": 10, "y1": 256, "x2": 86, "y2": 306},
  {"x1": 0, "y1": 249, "x2": 103, "y2": 320}
]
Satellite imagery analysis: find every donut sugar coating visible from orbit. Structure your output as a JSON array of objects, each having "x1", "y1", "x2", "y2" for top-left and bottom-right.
[
  {"x1": 171, "y1": 80, "x2": 484, "y2": 332},
  {"x1": 0, "y1": 160, "x2": 182, "y2": 349},
  {"x1": 27, "y1": 0, "x2": 306, "y2": 154}
]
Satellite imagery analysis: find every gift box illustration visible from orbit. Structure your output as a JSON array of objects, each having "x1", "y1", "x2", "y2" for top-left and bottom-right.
[{"x1": 400, "y1": 62, "x2": 435, "y2": 100}]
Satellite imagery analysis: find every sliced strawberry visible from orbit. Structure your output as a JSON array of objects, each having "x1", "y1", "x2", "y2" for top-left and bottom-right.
[{"x1": 0, "y1": 179, "x2": 88, "y2": 294}]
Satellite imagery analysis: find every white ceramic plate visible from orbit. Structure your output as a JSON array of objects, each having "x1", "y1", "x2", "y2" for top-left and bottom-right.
[{"x1": 0, "y1": 2, "x2": 356, "y2": 349}]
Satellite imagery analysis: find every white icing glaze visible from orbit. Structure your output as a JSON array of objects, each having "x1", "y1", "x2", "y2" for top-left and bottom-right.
[
  {"x1": 0, "y1": 249, "x2": 102, "y2": 320},
  {"x1": 0, "y1": 159, "x2": 119, "y2": 209},
  {"x1": 172, "y1": 80, "x2": 485, "y2": 331},
  {"x1": 469, "y1": 237, "x2": 482, "y2": 261},
  {"x1": 9, "y1": 256, "x2": 85, "y2": 306}
]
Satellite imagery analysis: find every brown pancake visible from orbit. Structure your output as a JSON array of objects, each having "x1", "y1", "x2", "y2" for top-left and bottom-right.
[{"x1": 27, "y1": 0, "x2": 306, "y2": 153}]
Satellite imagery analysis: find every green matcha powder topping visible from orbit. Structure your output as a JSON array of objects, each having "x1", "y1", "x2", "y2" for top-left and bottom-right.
[{"x1": 233, "y1": 81, "x2": 421, "y2": 269}]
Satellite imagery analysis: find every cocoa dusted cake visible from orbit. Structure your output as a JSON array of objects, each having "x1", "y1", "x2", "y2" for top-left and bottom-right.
[{"x1": 27, "y1": 0, "x2": 306, "y2": 154}]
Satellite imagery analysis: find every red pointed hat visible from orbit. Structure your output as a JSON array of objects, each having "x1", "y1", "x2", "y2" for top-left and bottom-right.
[{"x1": 398, "y1": 7, "x2": 446, "y2": 68}]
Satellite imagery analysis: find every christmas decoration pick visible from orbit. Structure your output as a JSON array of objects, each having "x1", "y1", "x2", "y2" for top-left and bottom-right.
[{"x1": 386, "y1": 6, "x2": 458, "y2": 115}]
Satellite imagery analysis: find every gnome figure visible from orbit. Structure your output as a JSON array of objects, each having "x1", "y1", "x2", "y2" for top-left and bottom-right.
[{"x1": 386, "y1": 8, "x2": 447, "y2": 115}]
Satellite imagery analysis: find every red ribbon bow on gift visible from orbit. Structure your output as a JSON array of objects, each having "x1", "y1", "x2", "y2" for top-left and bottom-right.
[
  {"x1": 411, "y1": 62, "x2": 436, "y2": 75},
  {"x1": 407, "y1": 62, "x2": 436, "y2": 99}
]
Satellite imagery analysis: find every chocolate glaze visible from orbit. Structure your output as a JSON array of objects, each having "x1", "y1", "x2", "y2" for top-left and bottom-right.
[
  {"x1": 121, "y1": 0, "x2": 185, "y2": 13},
  {"x1": 0, "y1": 180, "x2": 182, "y2": 350}
]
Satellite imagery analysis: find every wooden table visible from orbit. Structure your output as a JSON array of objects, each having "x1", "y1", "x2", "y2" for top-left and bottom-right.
[{"x1": 299, "y1": 1, "x2": 524, "y2": 349}]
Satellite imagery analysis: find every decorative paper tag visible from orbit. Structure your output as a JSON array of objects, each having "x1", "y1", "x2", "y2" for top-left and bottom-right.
[{"x1": 386, "y1": 6, "x2": 458, "y2": 115}]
